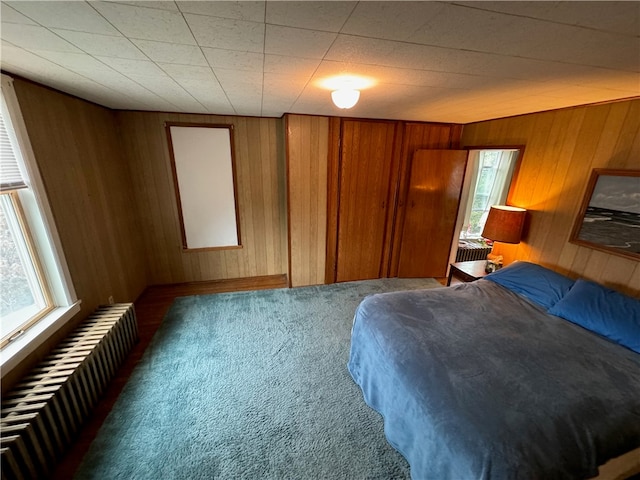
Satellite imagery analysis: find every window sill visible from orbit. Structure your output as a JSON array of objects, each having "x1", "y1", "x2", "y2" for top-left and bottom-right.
[{"x1": 1, "y1": 300, "x2": 82, "y2": 376}]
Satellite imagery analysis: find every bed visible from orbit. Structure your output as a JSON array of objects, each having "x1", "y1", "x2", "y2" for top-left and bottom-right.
[{"x1": 348, "y1": 262, "x2": 640, "y2": 480}]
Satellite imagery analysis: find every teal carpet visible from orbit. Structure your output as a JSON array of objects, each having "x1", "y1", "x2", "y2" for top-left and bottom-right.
[{"x1": 75, "y1": 278, "x2": 442, "y2": 479}]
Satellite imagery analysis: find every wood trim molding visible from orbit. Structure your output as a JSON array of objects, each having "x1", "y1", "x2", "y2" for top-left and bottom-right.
[
  {"x1": 143, "y1": 273, "x2": 288, "y2": 298},
  {"x1": 379, "y1": 121, "x2": 403, "y2": 278},
  {"x1": 325, "y1": 117, "x2": 342, "y2": 284}
]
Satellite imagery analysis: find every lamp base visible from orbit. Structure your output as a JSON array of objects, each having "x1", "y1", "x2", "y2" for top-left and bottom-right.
[{"x1": 485, "y1": 253, "x2": 503, "y2": 273}]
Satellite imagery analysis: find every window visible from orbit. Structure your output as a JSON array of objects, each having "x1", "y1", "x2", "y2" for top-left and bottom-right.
[
  {"x1": 0, "y1": 193, "x2": 52, "y2": 345},
  {"x1": 459, "y1": 149, "x2": 520, "y2": 239},
  {"x1": 0, "y1": 74, "x2": 79, "y2": 372}
]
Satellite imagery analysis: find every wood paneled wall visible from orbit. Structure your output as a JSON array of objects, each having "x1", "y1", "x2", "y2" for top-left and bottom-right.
[
  {"x1": 462, "y1": 99, "x2": 640, "y2": 296},
  {"x1": 6, "y1": 79, "x2": 148, "y2": 388},
  {"x1": 116, "y1": 111, "x2": 287, "y2": 285},
  {"x1": 285, "y1": 114, "x2": 329, "y2": 287}
]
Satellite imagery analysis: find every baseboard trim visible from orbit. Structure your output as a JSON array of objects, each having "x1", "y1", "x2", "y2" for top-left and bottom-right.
[{"x1": 143, "y1": 274, "x2": 289, "y2": 299}]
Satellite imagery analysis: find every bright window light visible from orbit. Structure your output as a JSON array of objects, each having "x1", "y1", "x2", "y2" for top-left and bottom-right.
[
  {"x1": 0, "y1": 193, "x2": 51, "y2": 343},
  {"x1": 460, "y1": 149, "x2": 519, "y2": 239}
]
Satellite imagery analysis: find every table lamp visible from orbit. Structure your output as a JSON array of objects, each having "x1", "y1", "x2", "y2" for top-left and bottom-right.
[{"x1": 481, "y1": 205, "x2": 526, "y2": 272}]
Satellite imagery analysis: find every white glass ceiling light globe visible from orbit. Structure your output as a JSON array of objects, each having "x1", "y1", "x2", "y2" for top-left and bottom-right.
[{"x1": 331, "y1": 89, "x2": 360, "y2": 109}]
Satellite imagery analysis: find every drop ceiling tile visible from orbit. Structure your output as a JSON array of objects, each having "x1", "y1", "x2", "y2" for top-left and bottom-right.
[
  {"x1": 233, "y1": 105, "x2": 262, "y2": 117},
  {"x1": 201, "y1": 48, "x2": 263, "y2": 72},
  {"x1": 110, "y1": 1, "x2": 180, "y2": 12},
  {"x1": 198, "y1": 101, "x2": 236, "y2": 115},
  {"x1": 96, "y1": 57, "x2": 166, "y2": 77},
  {"x1": 260, "y1": 108, "x2": 284, "y2": 118},
  {"x1": 263, "y1": 55, "x2": 320, "y2": 80},
  {"x1": 539, "y1": 85, "x2": 628, "y2": 103},
  {"x1": 288, "y1": 101, "x2": 327, "y2": 117},
  {"x1": 91, "y1": 1, "x2": 196, "y2": 45},
  {"x1": 295, "y1": 86, "x2": 332, "y2": 104},
  {"x1": 470, "y1": 55, "x2": 610, "y2": 83},
  {"x1": 313, "y1": 60, "x2": 489, "y2": 91},
  {"x1": 406, "y1": 4, "x2": 640, "y2": 72},
  {"x1": 531, "y1": 27, "x2": 640, "y2": 71},
  {"x1": 157, "y1": 63, "x2": 210, "y2": 79},
  {"x1": 222, "y1": 93, "x2": 263, "y2": 115},
  {"x1": 52, "y1": 29, "x2": 147, "y2": 60},
  {"x1": 185, "y1": 13, "x2": 264, "y2": 52},
  {"x1": 264, "y1": 55, "x2": 318, "y2": 78},
  {"x1": 25, "y1": 51, "x2": 115, "y2": 75},
  {"x1": 215, "y1": 69, "x2": 263, "y2": 92},
  {"x1": 263, "y1": 72, "x2": 307, "y2": 96},
  {"x1": 461, "y1": 1, "x2": 640, "y2": 37},
  {"x1": 324, "y1": 34, "x2": 415, "y2": 68},
  {"x1": 177, "y1": 1, "x2": 265, "y2": 22},
  {"x1": 159, "y1": 63, "x2": 233, "y2": 113},
  {"x1": 407, "y1": 4, "x2": 531, "y2": 54},
  {"x1": 265, "y1": 25, "x2": 336, "y2": 58},
  {"x1": 62, "y1": 66, "x2": 154, "y2": 92},
  {"x1": 261, "y1": 91, "x2": 297, "y2": 105},
  {"x1": 260, "y1": 101, "x2": 291, "y2": 117},
  {"x1": 367, "y1": 83, "x2": 454, "y2": 108},
  {"x1": 126, "y1": 73, "x2": 206, "y2": 112},
  {"x1": 1, "y1": 3, "x2": 38, "y2": 25},
  {"x1": 215, "y1": 68, "x2": 262, "y2": 114},
  {"x1": 342, "y1": 2, "x2": 443, "y2": 41},
  {"x1": 1, "y1": 44, "x2": 67, "y2": 76},
  {"x1": 326, "y1": 34, "x2": 491, "y2": 75},
  {"x1": 1, "y1": 24, "x2": 82, "y2": 53},
  {"x1": 6, "y1": 1, "x2": 119, "y2": 35},
  {"x1": 570, "y1": 70, "x2": 640, "y2": 93},
  {"x1": 1, "y1": 47, "x2": 132, "y2": 105},
  {"x1": 266, "y1": 1, "x2": 356, "y2": 32},
  {"x1": 131, "y1": 39, "x2": 207, "y2": 66},
  {"x1": 46, "y1": 82, "x2": 142, "y2": 109}
]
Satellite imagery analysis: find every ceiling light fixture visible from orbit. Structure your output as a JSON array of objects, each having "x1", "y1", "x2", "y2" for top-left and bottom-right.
[
  {"x1": 331, "y1": 89, "x2": 360, "y2": 109},
  {"x1": 319, "y1": 75, "x2": 374, "y2": 110}
]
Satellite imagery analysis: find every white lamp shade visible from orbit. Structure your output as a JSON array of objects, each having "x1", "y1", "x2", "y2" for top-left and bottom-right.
[{"x1": 331, "y1": 89, "x2": 360, "y2": 109}]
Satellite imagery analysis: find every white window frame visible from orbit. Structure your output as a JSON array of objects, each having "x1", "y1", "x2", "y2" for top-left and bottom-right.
[{"x1": 1, "y1": 74, "x2": 80, "y2": 375}]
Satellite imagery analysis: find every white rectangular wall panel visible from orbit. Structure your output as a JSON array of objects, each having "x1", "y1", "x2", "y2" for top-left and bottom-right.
[{"x1": 167, "y1": 124, "x2": 240, "y2": 250}]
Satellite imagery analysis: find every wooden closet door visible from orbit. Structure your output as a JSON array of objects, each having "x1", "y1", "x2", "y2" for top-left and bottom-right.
[
  {"x1": 396, "y1": 149, "x2": 467, "y2": 278},
  {"x1": 336, "y1": 120, "x2": 398, "y2": 282}
]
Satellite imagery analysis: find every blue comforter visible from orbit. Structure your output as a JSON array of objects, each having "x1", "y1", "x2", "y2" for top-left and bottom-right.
[{"x1": 348, "y1": 280, "x2": 640, "y2": 479}]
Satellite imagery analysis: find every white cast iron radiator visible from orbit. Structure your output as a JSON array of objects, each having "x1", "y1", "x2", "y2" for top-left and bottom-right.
[
  {"x1": 455, "y1": 240, "x2": 492, "y2": 262},
  {"x1": 0, "y1": 303, "x2": 138, "y2": 479}
]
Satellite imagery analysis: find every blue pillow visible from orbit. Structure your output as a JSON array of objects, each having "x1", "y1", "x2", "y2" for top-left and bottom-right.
[
  {"x1": 548, "y1": 279, "x2": 640, "y2": 354},
  {"x1": 485, "y1": 261, "x2": 575, "y2": 310}
]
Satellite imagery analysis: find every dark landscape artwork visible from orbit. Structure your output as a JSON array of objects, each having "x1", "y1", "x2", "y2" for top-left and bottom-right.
[{"x1": 571, "y1": 169, "x2": 640, "y2": 260}]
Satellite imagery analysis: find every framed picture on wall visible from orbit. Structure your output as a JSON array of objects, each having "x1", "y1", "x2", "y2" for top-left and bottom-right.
[{"x1": 570, "y1": 168, "x2": 640, "y2": 260}]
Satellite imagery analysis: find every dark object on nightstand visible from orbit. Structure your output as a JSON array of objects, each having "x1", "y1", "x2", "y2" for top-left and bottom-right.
[{"x1": 447, "y1": 260, "x2": 489, "y2": 286}]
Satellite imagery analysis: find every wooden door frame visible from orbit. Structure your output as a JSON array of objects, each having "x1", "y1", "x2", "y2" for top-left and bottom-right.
[{"x1": 325, "y1": 117, "x2": 341, "y2": 284}]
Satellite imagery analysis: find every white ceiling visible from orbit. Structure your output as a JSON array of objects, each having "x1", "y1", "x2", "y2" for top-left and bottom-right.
[{"x1": 1, "y1": 1, "x2": 639, "y2": 123}]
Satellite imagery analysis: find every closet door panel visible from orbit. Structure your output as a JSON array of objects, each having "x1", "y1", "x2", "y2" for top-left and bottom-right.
[
  {"x1": 397, "y1": 149, "x2": 467, "y2": 278},
  {"x1": 336, "y1": 120, "x2": 398, "y2": 282}
]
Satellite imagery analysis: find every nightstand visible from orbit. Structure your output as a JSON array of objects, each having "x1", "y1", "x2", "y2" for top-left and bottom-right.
[{"x1": 447, "y1": 260, "x2": 489, "y2": 286}]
